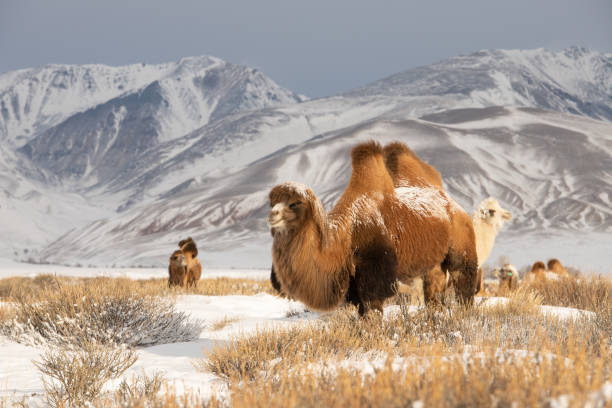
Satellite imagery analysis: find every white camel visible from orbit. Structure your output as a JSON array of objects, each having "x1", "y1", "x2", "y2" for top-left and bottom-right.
[{"x1": 472, "y1": 197, "x2": 512, "y2": 268}]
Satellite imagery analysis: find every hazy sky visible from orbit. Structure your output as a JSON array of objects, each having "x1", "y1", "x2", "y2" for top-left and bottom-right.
[{"x1": 1, "y1": 0, "x2": 610, "y2": 97}]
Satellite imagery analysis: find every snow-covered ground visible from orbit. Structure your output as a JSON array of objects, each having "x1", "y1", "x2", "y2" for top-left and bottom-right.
[{"x1": 0, "y1": 258, "x2": 269, "y2": 281}]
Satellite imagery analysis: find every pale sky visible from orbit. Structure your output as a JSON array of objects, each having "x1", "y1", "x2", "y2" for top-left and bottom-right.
[{"x1": 1, "y1": 0, "x2": 610, "y2": 97}]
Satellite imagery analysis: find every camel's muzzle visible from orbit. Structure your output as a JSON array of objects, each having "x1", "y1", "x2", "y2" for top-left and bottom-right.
[{"x1": 267, "y1": 203, "x2": 288, "y2": 228}]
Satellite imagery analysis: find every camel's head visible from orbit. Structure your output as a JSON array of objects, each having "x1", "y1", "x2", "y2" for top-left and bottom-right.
[
  {"x1": 531, "y1": 261, "x2": 546, "y2": 274},
  {"x1": 476, "y1": 197, "x2": 512, "y2": 228},
  {"x1": 169, "y1": 250, "x2": 187, "y2": 267},
  {"x1": 169, "y1": 250, "x2": 187, "y2": 285},
  {"x1": 497, "y1": 263, "x2": 517, "y2": 281},
  {"x1": 267, "y1": 182, "x2": 324, "y2": 236}
]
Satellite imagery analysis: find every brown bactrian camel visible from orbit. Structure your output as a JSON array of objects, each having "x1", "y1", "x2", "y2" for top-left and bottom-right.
[
  {"x1": 168, "y1": 249, "x2": 188, "y2": 287},
  {"x1": 268, "y1": 141, "x2": 478, "y2": 315},
  {"x1": 383, "y1": 141, "x2": 477, "y2": 305},
  {"x1": 178, "y1": 237, "x2": 202, "y2": 287}
]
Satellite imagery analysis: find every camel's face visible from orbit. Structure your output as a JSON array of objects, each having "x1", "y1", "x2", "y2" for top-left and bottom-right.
[
  {"x1": 267, "y1": 198, "x2": 307, "y2": 234},
  {"x1": 169, "y1": 251, "x2": 188, "y2": 285},
  {"x1": 170, "y1": 252, "x2": 187, "y2": 268},
  {"x1": 498, "y1": 264, "x2": 516, "y2": 281},
  {"x1": 479, "y1": 198, "x2": 512, "y2": 228},
  {"x1": 268, "y1": 183, "x2": 314, "y2": 235}
]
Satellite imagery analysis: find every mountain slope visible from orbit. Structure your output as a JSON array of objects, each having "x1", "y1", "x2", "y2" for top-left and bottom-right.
[{"x1": 39, "y1": 107, "x2": 612, "y2": 271}]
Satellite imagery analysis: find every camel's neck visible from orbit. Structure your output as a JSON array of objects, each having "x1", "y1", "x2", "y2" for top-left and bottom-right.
[
  {"x1": 273, "y1": 204, "x2": 353, "y2": 311},
  {"x1": 472, "y1": 217, "x2": 499, "y2": 267}
]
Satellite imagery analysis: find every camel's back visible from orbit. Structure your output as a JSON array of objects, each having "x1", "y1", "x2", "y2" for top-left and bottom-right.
[{"x1": 383, "y1": 188, "x2": 451, "y2": 280}]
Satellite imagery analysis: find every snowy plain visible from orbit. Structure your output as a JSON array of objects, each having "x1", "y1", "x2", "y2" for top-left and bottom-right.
[{"x1": 0, "y1": 262, "x2": 603, "y2": 405}]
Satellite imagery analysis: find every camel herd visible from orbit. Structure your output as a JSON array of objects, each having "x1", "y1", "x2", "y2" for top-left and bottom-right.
[
  {"x1": 167, "y1": 140, "x2": 569, "y2": 310},
  {"x1": 268, "y1": 141, "x2": 498, "y2": 314},
  {"x1": 266, "y1": 140, "x2": 571, "y2": 314}
]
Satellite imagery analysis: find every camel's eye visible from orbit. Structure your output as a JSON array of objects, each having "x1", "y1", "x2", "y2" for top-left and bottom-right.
[
  {"x1": 488, "y1": 209, "x2": 496, "y2": 216},
  {"x1": 171, "y1": 256, "x2": 176, "y2": 260},
  {"x1": 289, "y1": 202, "x2": 300, "y2": 210}
]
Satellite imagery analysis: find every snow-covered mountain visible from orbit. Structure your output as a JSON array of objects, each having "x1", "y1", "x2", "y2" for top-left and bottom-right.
[
  {"x1": 0, "y1": 56, "x2": 303, "y2": 148},
  {"x1": 347, "y1": 47, "x2": 612, "y2": 122},
  {"x1": 0, "y1": 56, "x2": 304, "y2": 257},
  {"x1": 2, "y1": 47, "x2": 612, "y2": 271}
]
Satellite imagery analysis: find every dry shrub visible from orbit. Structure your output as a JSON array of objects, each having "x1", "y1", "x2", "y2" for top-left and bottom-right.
[
  {"x1": 34, "y1": 341, "x2": 137, "y2": 407},
  {"x1": 114, "y1": 371, "x2": 166, "y2": 406},
  {"x1": 1, "y1": 279, "x2": 203, "y2": 347}
]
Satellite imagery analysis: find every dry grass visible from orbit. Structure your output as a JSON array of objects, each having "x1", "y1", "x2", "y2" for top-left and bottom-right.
[
  {"x1": 0, "y1": 275, "x2": 273, "y2": 302},
  {"x1": 523, "y1": 274, "x2": 611, "y2": 311},
  {"x1": 210, "y1": 316, "x2": 240, "y2": 331},
  {"x1": 197, "y1": 282, "x2": 612, "y2": 407},
  {"x1": 201, "y1": 291, "x2": 608, "y2": 382},
  {"x1": 522, "y1": 274, "x2": 612, "y2": 339},
  {"x1": 227, "y1": 344, "x2": 611, "y2": 408},
  {"x1": 2, "y1": 273, "x2": 610, "y2": 407}
]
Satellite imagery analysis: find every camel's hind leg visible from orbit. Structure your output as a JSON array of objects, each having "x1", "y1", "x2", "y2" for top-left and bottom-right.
[{"x1": 348, "y1": 237, "x2": 398, "y2": 316}]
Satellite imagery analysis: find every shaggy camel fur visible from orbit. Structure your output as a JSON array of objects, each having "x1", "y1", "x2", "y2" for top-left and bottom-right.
[
  {"x1": 472, "y1": 198, "x2": 512, "y2": 293},
  {"x1": 168, "y1": 250, "x2": 188, "y2": 287},
  {"x1": 268, "y1": 141, "x2": 478, "y2": 314},
  {"x1": 495, "y1": 263, "x2": 518, "y2": 293},
  {"x1": 547, "y1": 258, "x2": 568, "y2": 276},
  {"x1": 383, "y1": 141, "x2": 477, "y2": 305},
  {"x1": 178, "y1": 237, "x2": 202, "y2": 287}
]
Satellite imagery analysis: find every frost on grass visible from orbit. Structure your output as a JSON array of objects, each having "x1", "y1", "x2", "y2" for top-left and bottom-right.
[{"x1": 0, "y1": 283, "x2": 203, "y2": 347}]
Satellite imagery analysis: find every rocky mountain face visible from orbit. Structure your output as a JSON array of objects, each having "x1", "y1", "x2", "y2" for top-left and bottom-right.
[{"x1": 1, "y1": 47, "x2": 611, "y2": 270}]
